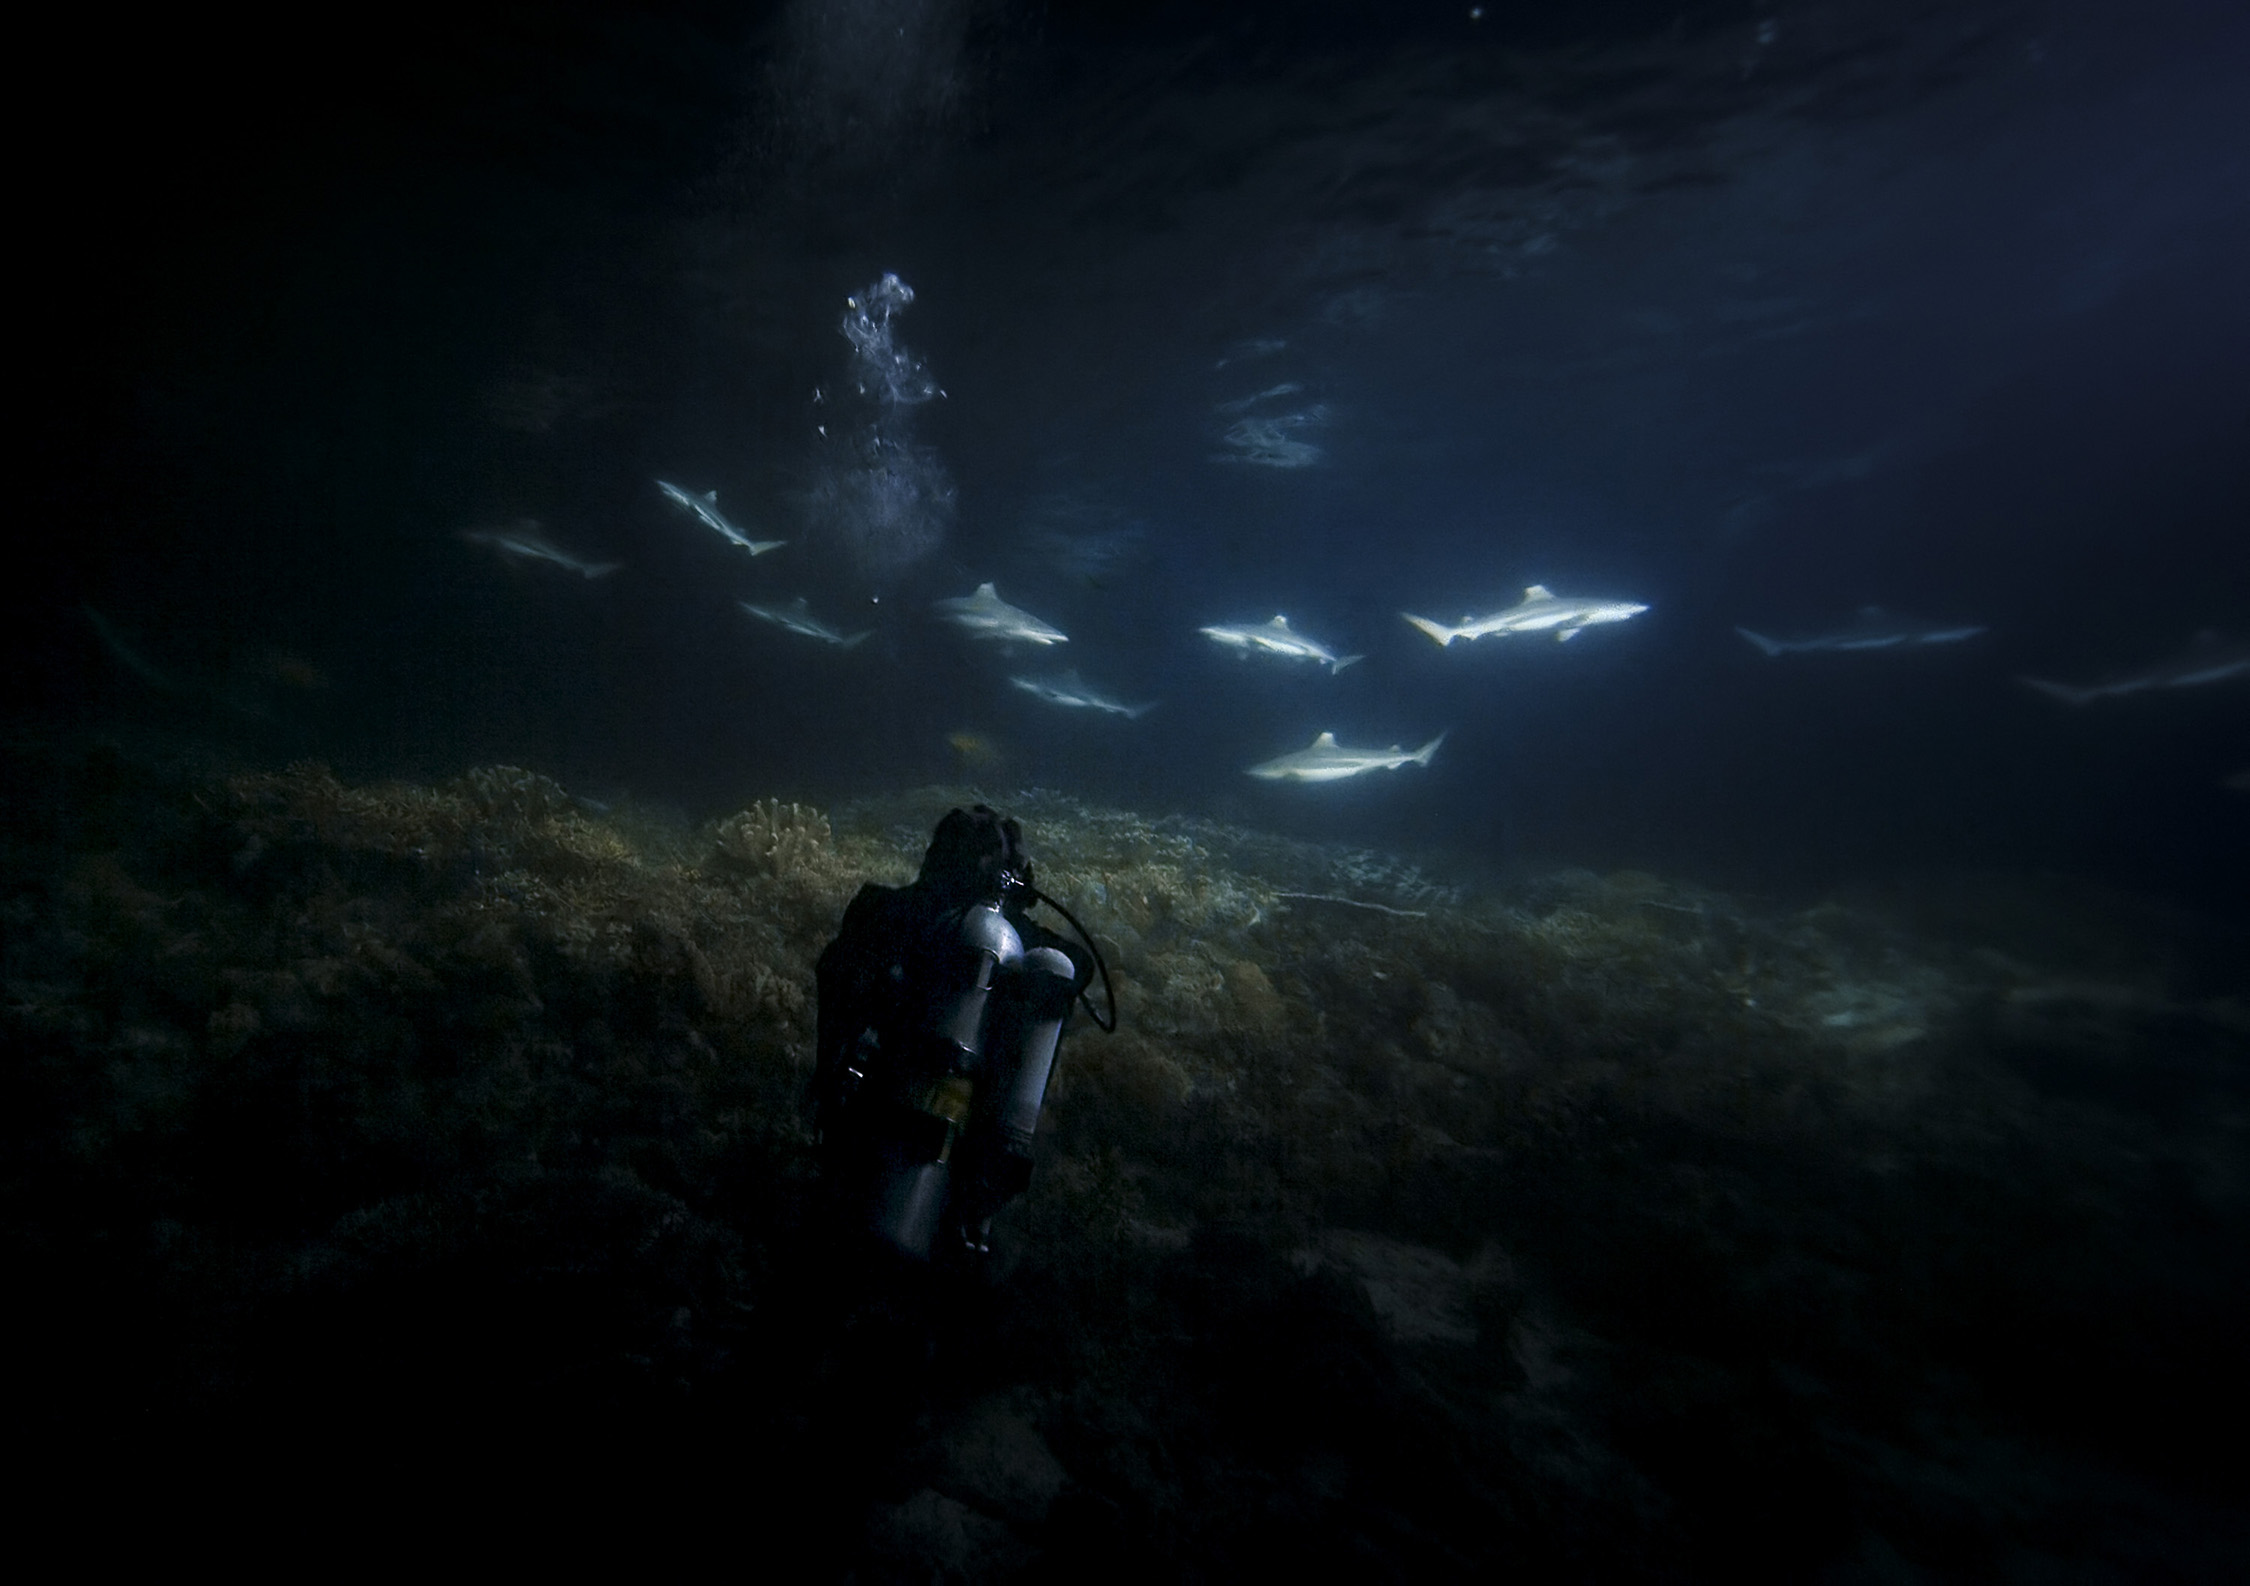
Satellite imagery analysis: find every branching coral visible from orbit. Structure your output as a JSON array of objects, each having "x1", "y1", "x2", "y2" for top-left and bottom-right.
[{"x1": 710, "y1": 798, "x2": 833, "y2": 878}]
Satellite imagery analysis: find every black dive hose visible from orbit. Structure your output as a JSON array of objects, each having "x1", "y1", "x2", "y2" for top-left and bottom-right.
[{"x1": 1025, "y1": 885, "x2": 1118, "y2": 1034}]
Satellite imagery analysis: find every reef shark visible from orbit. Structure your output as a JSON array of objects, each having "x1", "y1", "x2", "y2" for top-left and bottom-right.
[
  {"x1": 2020, "y1": 633, "x2": 2250, "y2": 705},
  {"x1": 1735, "y1": 607, "x2": 1986, "y2": 656},
  {"x1": 933, "y1": 582, "x2": 1069, "y2": 645},
  {"x1": 1403, "y1": 585, "x2": 1648, "y2": 645},
  {"x1": 656, "y1": 480, "x2": 786, "y2": 555},
  {"x1": 461, "y1": 520, "x2": 620, "y2": 579},
  {"x1": 738, "y1": 597, "x2": 870, "y2": 648},
  {"x1": 1246, "y1": 730, "x2": 1446, "y2": 783},
  {"x1": 1009, "y1": 669, "x2": 1155, "y2": 718},
  {"x1": 1198, "y1": 615, "x2": 1362, "y2": 673}
]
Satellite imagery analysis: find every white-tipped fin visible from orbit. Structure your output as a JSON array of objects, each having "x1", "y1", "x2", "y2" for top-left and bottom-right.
[
  {"x1": 1312, "y1": 731, "x2": 1338, "y2": 746},
  {"x1": 976, "y1": 582, "x2": 998, "y2": 597},
  {"x1": 2019, "y1": 675, "x2": 2099, "y2": 706},
  {"x1": 1523, "y1": 584, "x2": 1553, "y2": 601}
]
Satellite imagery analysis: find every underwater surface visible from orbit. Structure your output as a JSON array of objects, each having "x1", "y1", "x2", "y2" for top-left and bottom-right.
[{"x1": 11, "y1": 0, "x2": 2248, "y2": 1574}]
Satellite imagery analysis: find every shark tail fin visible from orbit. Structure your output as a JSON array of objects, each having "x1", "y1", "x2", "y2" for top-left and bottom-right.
[
  {"x1": 1735, "y1": 627, "x2": 1786, "y2": 658},
  {"x1": 1125, "y1": 701, "x2": 1158, "y2": 719},
  {"x1": 1330, "y1": 653, "x2": 1365, "y2": 674},
  {"x1": 2019, "y1": 675, "x2": 2097, "y2": 706},
  {"x1": 83, "y1": 606, "x2": 181, "y2": 693},
  {"x1": 1402, "y1": 612, "x2": 1456, "y2": 647},
  {"x1": 1413, "y1": 731, "x2": 1447, "y2": 766},
  {"x1": 840, "y1": 632, "x2": 872, "y2": 649},
  {"x1": 581, "y1": 561, "x2": 623, "y2": 579}
]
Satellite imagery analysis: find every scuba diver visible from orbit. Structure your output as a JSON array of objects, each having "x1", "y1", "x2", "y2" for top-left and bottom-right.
[{"x1": 813, "y1": 805, "x2": 1114, "y2": 1265}]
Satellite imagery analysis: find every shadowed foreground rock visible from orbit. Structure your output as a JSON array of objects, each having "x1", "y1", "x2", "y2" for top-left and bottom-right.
[{"x1": 3, "y1": 744, "x2": 2244, "y2": 1578}]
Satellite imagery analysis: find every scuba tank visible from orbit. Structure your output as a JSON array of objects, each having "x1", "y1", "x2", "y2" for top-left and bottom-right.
[{"x1": 865, "y1": 900, "x2": 1023, "y2": 1261}]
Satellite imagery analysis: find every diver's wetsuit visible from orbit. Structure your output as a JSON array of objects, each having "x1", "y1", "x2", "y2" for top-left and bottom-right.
[{"x1": 813, "y1": 811, "x2": 1093, "y2": 1261}]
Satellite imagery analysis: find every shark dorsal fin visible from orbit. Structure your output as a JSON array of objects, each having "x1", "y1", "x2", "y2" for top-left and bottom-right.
[
  {"x1": 789, "y1": 597, "x2": 810, "y2": 610},
  {"x1": 1269, "y1": 615, "x2": 1292, "y2": 628},
  {"x1": 1523, "y1": 584, "x2": 1553, "y2": 601},
  {"x1": 1313, "y1": 731, "x2": 1337, "y2": 746},
  {"x1": 976, "y1": 582, "x2": 998, "y2": 597},
  {"x1": 703, "y1": 489, "x2": 718, "y2": 503}
]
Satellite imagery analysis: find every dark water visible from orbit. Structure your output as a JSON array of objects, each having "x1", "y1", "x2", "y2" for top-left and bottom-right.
[
  {"x1": 12, "y1": 0, "x2": 2249, "y2": 1568},
  {"x1": 22, "y1": 0, "x2": 2248, "y2": 907}
]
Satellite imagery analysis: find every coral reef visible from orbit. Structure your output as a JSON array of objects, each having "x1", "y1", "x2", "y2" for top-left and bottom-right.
[{"x1": 3, "y1": 746, "x2": 2243, "y2": 1578}]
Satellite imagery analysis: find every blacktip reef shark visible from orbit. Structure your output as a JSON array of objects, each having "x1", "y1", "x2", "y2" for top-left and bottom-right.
[
  {"x1": 739, "y1": 597, "x2": 870, "y2": 648},
  {"x1": 1246, "y1": 730, "x2": 1446, "y2": 783},
  {"x1": 1009, "y1": 669, "x2": 1156, "y2": 718},
  {"x1": 656, "y1": 480, "x2": 786, "y2": 555},
  {"x1": 461, "y1": 520, "x2": 621, "y2": 579},
  {"x1": 2020, "y1": 632, "x2": 2250, "y2": 705},
  {"x1": 1735, "y1": 607, "x2": 1985, "y2": 656},
  {"x1": 1198, "y1": 615, "x2": 1362, "y2": 673},
  {"x1": 933, "y1": 582, "x2": 1069, "y2": 645},
  {"x1": 1403, "y1": 585, "x2": 1648, "y2": 645}
]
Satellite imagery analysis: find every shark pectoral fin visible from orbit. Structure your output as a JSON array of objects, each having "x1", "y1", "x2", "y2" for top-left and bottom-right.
[
  {"x1": 1331, "y1": 654, "x2": 1365, "y2": 673},
  {"x1": 2020, "y1": 676, "x2": 2094, "y2": 706},
  {"x1": 1556, "y1": 627, "x2": 1580, "y2": 641}
]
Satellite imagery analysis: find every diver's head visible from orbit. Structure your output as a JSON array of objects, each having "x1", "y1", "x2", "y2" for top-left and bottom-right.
[{"x1": 918, "y1": 804, "x2": 1033, "y2": 906}]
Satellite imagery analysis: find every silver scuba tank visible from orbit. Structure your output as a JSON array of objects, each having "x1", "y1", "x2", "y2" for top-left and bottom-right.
[
  {"x1": 866, "y1": 902, "x2": 1024, "y2": 1261},
  {"x1": 996, "y1": 946, "x2": 1078, "y2": 1155}
]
